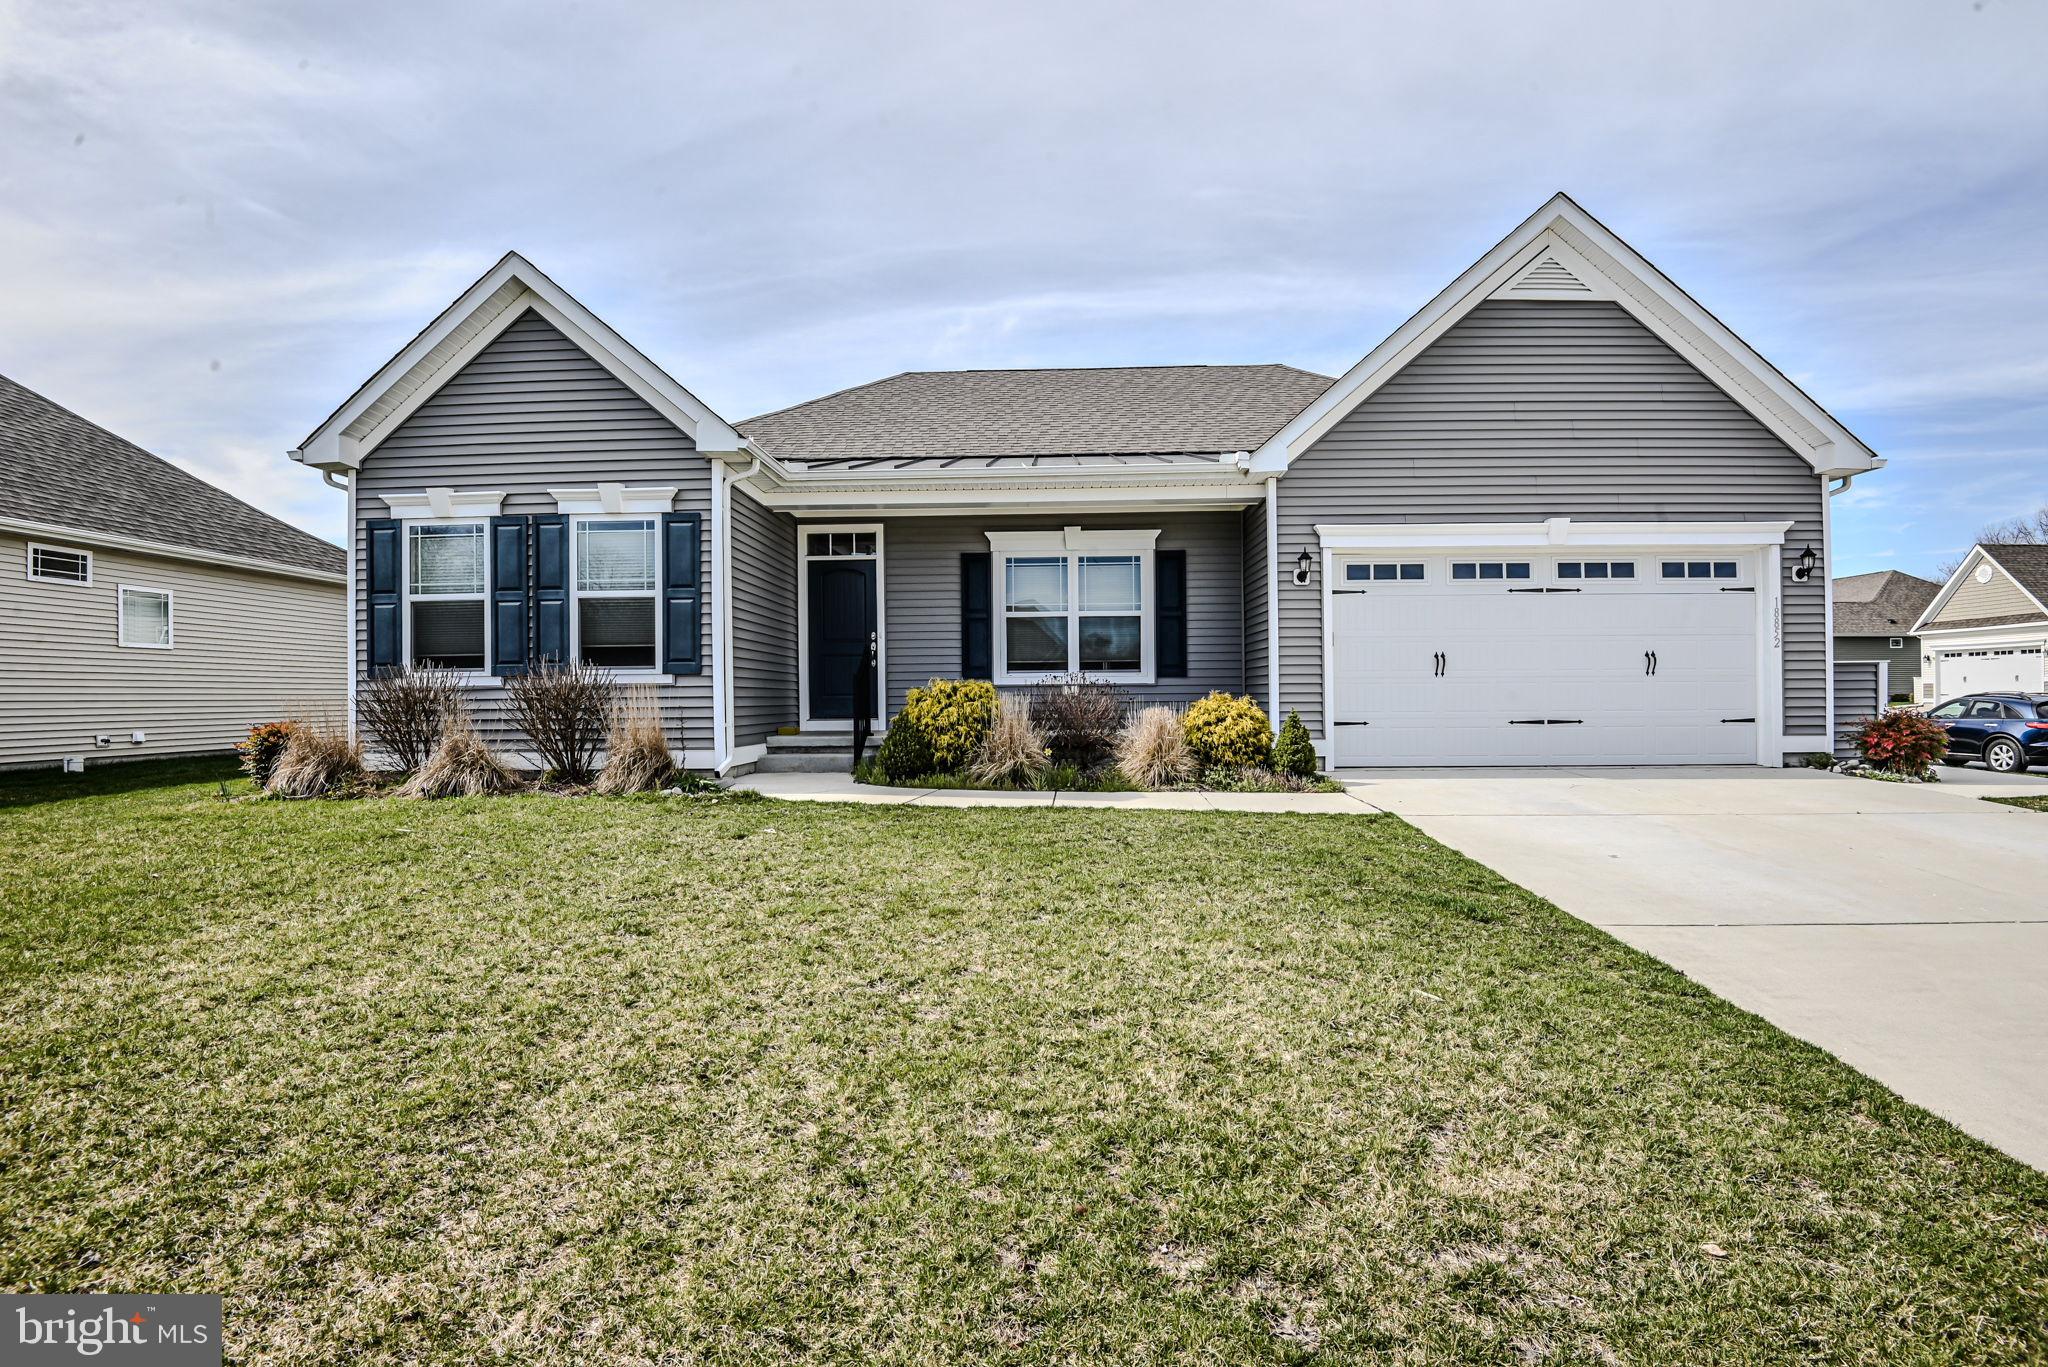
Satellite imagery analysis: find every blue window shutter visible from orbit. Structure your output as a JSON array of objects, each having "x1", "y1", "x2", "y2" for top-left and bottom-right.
[
  {"x1": 532, "y1": 514, "x2": 569, "y2": 664},
  {"x1": 366, "y1": 518, "x2": 401, "y2": 672},
  {"x1": 662, "y1": 511, "x2": 703, "y2": 676},
  {"x1": 488, "y1": 515, "x2": 530, "y2": 676},
  {"x1": 1157, "y1": 549, "x2": 1187, "y2": 678},
  {"x1": 961, "y1": 552, "x2": 992, "y2": 678}
]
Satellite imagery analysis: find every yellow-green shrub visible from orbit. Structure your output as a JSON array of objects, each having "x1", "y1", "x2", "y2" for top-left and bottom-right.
[
  {"x1": 1182, "y1": 692, "x2": 1272, "y2": 769},
  {"x1": 894, "y1": 678, "x2": 999, "y2": 773}
]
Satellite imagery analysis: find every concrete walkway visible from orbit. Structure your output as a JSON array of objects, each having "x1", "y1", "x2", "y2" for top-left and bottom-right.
[{"x1": 1345, "y1": 765, "x2": 2048, "y2": 1170}]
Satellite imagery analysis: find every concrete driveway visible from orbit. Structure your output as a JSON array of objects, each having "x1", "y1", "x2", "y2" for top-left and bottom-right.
[{"x1": 1341, "y1": 764, "x2": 2048, "y2": 1169}]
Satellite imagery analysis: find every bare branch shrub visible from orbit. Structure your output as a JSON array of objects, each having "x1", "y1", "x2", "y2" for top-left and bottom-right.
[
  {"x1": 593, "y1": 684, "x2": 676, "y2": 795},
  {"x1": 1116, "y1": 705, "x2": 1195, "y2": 788},
  {"x1": 1028, "y1": 674, "x2": 1130, "y2": 769},
  {"x1": 970, "y1": 694, "x2": 1050, "y2": 787},
  {"x1": 504, "y1": 661, "x2": 615, "y2": 784},
  {"x1": 265, "y1": 715, "x2": 365, "y2": 798},
  {"x1": 358, "y1": 665, "x2": 464, "y2": 771},
  {"x1": 397, "y1": 709, "x2": 523, "y2": 798}
]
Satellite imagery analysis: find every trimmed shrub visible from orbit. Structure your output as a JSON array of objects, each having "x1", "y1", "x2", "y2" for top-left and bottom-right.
[
  {"x1": 358, "y1": 665, "x2": 463, "y2": 771},
  {"x1": 505, "y1": 661, "x2": 614, "y2": 785},
  {"x1": 972, "y1": 695, "x2": 1051, "y2": 787},
  {"x1": 1116, "y1": 705, "x2": 1194, "y2": 788},
  {"x1": 238, "y1": 720, "x2": 297, "y2": 786},
  {"x1": 398, "y1": 712, "x2": 522, "y2": 798},
  {"x1": 895, "y1": 678, "x2": 999, "y2": 773},
  {"x1": 1183, "y1": 691, "x2": 1272, "y2": 770},
  {"x1": 1852, "y1": 708, "x2": 1947, "y2": 777},
  {"x1": 1029, "y1": 674, "x2": 1130, "y2": 769},
  {"x1": 876, "y1": 718, "x2": 936, "y2": 783},
  {"x1": 265, "y1": 719, "x2": 364, "y2": 798},
  {"x1": 1271, "y1": 710, "x2": 1317, "y2": 779},
  {"x1": 594, "y1": 685, "x2": 676, "y2": 795}
]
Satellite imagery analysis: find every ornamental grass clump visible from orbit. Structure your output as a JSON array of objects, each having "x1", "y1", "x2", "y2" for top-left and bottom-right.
[
  {"x1": 594, "y1": 685, "x2": 677, "y2": 795},
  {"x1": 357, "y1": 665, "x2": 463, "y2": 772},
  {"x1": 1115, "y1": 705, "x2": 1194, "y2": 788},
  {"x1": 1183, "y1": 691, "x2": 1272, "y2": 770},
  {"x1": 505, "y1": 661, "x2": 614, "y2": 785},
  {"x1": 972, "y1": 695, "x2": 1052, "y2": 787},
  {"x1": 1852, "y1": 709, "x2": 1948, "y2": 779},
  {"x1": 397, "y1": 710, "x2": 522, "y2": 798},
  {"x1": 1029, "y1": 674, "x2": 1130, "y2": 769},
  {"x1": 264, "y1": 716, "x2": 365, "y2": 798},
  {"x1": 895, "y1": 678, "x2": 999, "y2": 773}
]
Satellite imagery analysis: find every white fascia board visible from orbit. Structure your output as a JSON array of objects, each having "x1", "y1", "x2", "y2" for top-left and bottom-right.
[
  {"x1": 0, "y1": 515, "x2": 345, "y2": 585},
  {"x1": 745, "y1": 481, "x2": 1263, "y2": 515},
  {"x1": 1313, "y1": 519, "x2": 1793, "y2": 550},
  {"x1": 1914, "y1": 621, "x2": 2048, "y2": 641},
  {"x1": 1250, "y1": 193, "x2": 1880, "y2": 478},
  {"x1": 292, "y1": 252, "x2": 743, "y2": 471}
]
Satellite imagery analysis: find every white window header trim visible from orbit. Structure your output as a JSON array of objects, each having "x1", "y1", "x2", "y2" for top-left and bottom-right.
[{"x1": 383, "y1": 488, "x2": 507, "y2": 518}]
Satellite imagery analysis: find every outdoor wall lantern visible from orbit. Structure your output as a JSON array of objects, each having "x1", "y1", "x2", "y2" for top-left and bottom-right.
[
  {"x1": 1791, "y1": 543, "x2": 1820, "y2": 582},
  {"x1": 1293, "y1": 548, "x2": 1314, "y2": 586}
]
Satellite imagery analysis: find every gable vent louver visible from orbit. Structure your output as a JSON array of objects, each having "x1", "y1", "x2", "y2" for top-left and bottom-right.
[{"x1": 1503, "y1": 252, "x2": 1595, "y2": 296}]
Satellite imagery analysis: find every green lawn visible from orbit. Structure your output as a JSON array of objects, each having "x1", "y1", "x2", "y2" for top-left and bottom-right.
[
  {"x1": 4, "y1": 760, "x2": 2047, "y2": 1364},
  {"x1": 1987, "y1": 795, "x2": 2048, "y2": 813}
]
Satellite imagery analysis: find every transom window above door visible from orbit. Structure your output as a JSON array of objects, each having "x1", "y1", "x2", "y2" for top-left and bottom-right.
[
  {"x1": 988, "y1": 528, "x2": 1156, "y2": 684},
  {"x1": 806, "y1": 531, "x2": 875, "y2": 558},
  {"x1": 1450, "y1": 561, "x2": 1531, "y2": 581}
]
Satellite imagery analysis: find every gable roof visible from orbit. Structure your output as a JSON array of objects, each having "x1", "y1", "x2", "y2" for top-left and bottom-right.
[
  {"x1": 291, "y1": 252, "x2": 744, "y2": 472},
  {"x1": 1831, "y1": 570, "x2": 1940, "y2": 636},
  {"x1": 739, "y1": 365, "x2": 1332, "y2": 467},
  {"x1": 0, "y1": 374, "x2": 342, "y2": 579},
  {"x1": 1911, "y1": 544, "x2": 2048, "y2": 634},
  {"x1": 1249, "y1": 193, "x2": 1883, "y2": 479}
]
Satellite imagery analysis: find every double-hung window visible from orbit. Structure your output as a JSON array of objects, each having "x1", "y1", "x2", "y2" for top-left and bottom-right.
[
  {"x1": 574, "y1": 517, "x2": 659, "y2": 669},
  {"x1": 406, "y1": 522, "x2": 488, "y2": 670},
  {"x1": 990, "y1": 530, "x2": 1155, "y2": 683},
  {"x1": 117, "y1": 586, "x2": 173, "y2": 648}
]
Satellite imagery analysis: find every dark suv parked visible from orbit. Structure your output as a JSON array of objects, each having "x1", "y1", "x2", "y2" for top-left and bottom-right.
[{"x1": 1926, "y1": 693, "x2": 2048, "y2": 773}]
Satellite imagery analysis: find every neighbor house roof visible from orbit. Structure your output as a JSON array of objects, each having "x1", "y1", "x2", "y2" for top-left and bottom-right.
[
  {"x1": 1982, "y1": 544, "x2": 2048, "y2": 606},
  {"x1": 1831, "y1": 570, "x2": 1940, "y2": 637},
  {"x1": 1911, "y1": 543, "x2": 2048, "y2": 634},
  {"x1": 0, "y1": 373, "x2": 343, "y2": 578},
  {"x1": 738, "y1": 365, "x2": 1333, "y2": 468}
]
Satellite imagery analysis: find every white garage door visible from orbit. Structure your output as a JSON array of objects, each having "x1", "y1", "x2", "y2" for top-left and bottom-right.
[
  {"x1": 1331, "y1": 553, "x2": 1760, "y2": 767},
  {"x1": 1935, "y1": 647, "x2": 2045, "y2": 701}
]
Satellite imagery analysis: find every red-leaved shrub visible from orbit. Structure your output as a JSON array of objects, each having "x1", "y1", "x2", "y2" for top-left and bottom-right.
[{"x1": 1851, "y1": 709, "x2": 1947, "y2": 776}]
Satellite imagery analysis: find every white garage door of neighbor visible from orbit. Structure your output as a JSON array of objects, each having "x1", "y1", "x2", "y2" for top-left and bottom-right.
[
  {"x1": 1935, "y1": 646, "x2": 2045, "y2": 702},
  {"x1": 1330, "y1": 553, "x2": 1760, "y2": 767}
]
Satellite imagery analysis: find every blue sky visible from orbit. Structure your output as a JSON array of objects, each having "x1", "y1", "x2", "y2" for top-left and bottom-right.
[{"x1": 3, "y1": 0, "x2": 2045, "y2": 579}]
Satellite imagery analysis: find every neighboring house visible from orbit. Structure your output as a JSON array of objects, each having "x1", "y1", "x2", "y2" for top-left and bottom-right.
[
  {"x1": 289, "y1": 193, "x2": 1881, "y2": 771},
  {"x1": 1908, "y1": 544, "x2": 2048, "y2": 704},
  {"x1": 1, "y1": 375, "x2": 345, "y2": 769},
  {"x1": 1832, "y1": 570, "x2": 1940, "y2": 702}
]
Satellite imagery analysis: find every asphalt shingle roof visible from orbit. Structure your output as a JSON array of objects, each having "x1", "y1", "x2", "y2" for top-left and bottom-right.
[
  {"x1": 739, "y1": 365, "x2": 1333, "y2": 467},
  {"x1": 1832, "y1": 570, "x2": 1940, "y2": 636},
  {"x1": 1982, "y1": 544, "x2": 2048, "y2": 609},
  {"x1": 0, "y1": 374, "x2": 342, "y2": 576}
]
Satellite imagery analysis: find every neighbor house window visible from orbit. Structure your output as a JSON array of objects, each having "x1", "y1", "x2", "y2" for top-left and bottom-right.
[
  {"x1": 117, "y1": 586, "x2": 173, "y2": 648},
  {"x1": 991, "y1": 531, "x2": 1155, "y2": 682},
  {"x1": 1888, "y1": 637, "x2": 1904, "y2": 650},
  {"x1": 574, "y1": 517, "x2": 659, "y2": 669},
  {"x1": 28, "y1": 544, "x2": 92, "y2": 583},
  {"x1": 406, "y1": 521, "x2": 487, "y2": 670}
]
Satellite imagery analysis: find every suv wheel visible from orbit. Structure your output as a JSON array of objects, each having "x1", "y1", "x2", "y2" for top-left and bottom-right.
[{"x1": 1985, "y1": 737, "x2": 2026, "y2": 773}]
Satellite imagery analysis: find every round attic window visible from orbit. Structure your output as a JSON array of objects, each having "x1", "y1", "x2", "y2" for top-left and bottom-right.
[{"x1": 1975, "y1": 563, "x2": 1995, "y2": 584}]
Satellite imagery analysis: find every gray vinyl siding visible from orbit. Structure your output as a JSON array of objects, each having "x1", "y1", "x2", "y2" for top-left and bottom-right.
[
  {"x1": 1, "y1": 532, "x2": 344, "y2": 768},
  {"x1": 1241, "y1": 501, "x2": 1269, "y2": 715},
  {"x1": 872, "y1": 512, "x2": 1244, "y2": 716},
  {"x1": 1834, "y1": 635, "x2": 1920, "y2": 700},
  {"x1": 1275, "y1": 300, "x2": 1828, "y2": 745},
  {"x1": 731, "y1": 486, "x2": 798, "y2": 745},
  {"x1": 352, "y1": 308, "x2": 714, "y2": 756},
  {"x1": 1927, "y1": 551, "x2": 2042, "y2": 627},
  {"x1": 1833, "y1": 659, "x2": 1884, "y2": 761}
]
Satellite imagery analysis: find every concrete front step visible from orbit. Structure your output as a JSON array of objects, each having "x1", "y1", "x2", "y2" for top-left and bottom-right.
[{"x1": 754, "y1": 750, "x2": 865, "y2": 774}]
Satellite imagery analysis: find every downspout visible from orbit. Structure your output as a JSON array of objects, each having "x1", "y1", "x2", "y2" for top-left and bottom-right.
[{"x1": 714, "y1": 454, "x2": 766, "y2": 777}]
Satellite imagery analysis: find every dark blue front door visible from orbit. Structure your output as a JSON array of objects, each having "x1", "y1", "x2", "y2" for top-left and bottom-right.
[{"x1": 807, "y1": 559, "x2": 877, "y2": 720}]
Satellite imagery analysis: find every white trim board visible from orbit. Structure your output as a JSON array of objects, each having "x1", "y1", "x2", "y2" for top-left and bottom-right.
[
  {"x1": 796, "y1": 522, "x2": 886, "y2": 732},
  {"x1": 291, "y1": 252, "x2": 745, "y2": 471},
  {"x1": 1251, "y1": 193, "x2": 1882, "y2": 480}
]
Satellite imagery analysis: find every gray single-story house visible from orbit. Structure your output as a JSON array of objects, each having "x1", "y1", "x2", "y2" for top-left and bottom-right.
[
  {"x1": 1832, "y1": 570, "x2": 1940, "y2": 703},
  {"x1": 2, "y1": 374, "x2": 346, "y2": 769},
  {"x1": 290, "y1": 194, "x2": 1882, "y2": 771},
  {"x1": 1907, "y1": 544, "x2": 2048, "y2": 705}
]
